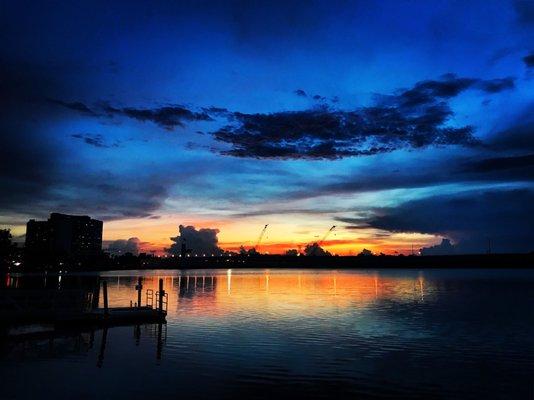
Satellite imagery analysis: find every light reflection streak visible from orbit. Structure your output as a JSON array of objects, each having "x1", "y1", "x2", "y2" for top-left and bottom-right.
[
  {"x1": 18, "y1": 271, "x2": 435, "y2": 316},
  {"x1": 418, "y1": 274, "x2": 425, "y2": 301}
]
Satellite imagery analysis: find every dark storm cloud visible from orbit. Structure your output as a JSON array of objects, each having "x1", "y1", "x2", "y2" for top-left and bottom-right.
[
  {"x1": 294, "y1": 89, "x2": 307, "y2": 97},
  {"x1": 210, "y1": 74, "x2": 516, "y2": 160},
  {"x1": 364, "y1": 189, "x2": 534, "y2": 253},
  {"x1": 523, "y1": 53, "x2": 534, "y2": 67}
]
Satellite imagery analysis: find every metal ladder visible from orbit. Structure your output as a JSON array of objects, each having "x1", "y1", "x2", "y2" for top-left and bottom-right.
[
  {"x1": 146, "y1": 289, "x2": 154, "y2": 308},
  {"x1": 155, "y1": 291, "x2": 168, "y2": 313}
]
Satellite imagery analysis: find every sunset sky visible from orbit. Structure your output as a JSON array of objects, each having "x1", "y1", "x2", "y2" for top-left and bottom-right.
[{"x1": 1, "y1": 0, "x2": 533, "y2": 255}]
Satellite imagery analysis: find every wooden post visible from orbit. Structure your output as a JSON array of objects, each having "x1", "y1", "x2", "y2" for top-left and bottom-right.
[
  {"x1": 158, "y1": 278, "x2": 164, "y2": 311},
  {"x1": 97, "y1": 327, "x2": 108, "y2": 368},
  {"x1": 156, "y1": 322, "x2": 163, "y2": 360},
  {"x1": 92, "y1": 277, "x2": 100, "y2": 310},
  {"x1": 135, "y1": 277, "x2": 143, "y2": 308},
  {"x1": 102, "y1": 280, "x2": 109, "y2": 315}
]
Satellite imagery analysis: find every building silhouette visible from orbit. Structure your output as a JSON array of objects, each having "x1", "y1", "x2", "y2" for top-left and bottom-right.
[{"x1": 26, "y1": 213, "x2": 103, "y2": 257}]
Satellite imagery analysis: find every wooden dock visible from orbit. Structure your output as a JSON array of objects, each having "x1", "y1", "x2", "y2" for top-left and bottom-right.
[
  {"x1": 0, "y1": 277, "x2": 167, "y2": 331},
  {"x1": 87, "y1": 306, "x2": 166, "y2": 325}
]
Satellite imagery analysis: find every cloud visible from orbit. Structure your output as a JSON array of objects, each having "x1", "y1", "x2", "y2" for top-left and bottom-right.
[
  {"x1": 82, "y1": 177, "x2": 171, "y2": 220},
  {"x1": 209, "y1": 73, "x2": 517, "y2": 160},
  {"x1": 285, "y1": 155, "x2": 534, "y2": 201},
  {"x1": 282, "y1": 114, "x2": 534, "y2": 200},
  {"x1": 523, "y1": 53, "x2": 534, "y2": 68},
  {"x1": 106, "y1": 237, "x2": 141, "y2": 255},
  {"x1": 0, "y1": 62, "x2": 231, "y2": 224},
  {"x1": 50, "y1": 100, "x2": 214, "y2": 130},
  {"x1": 0, "y1": 165, "x2": 175, "y2": 223},
  {"x1": 461, "y1": 154, "x2": 534, "y2": 174},
  {"x1": 397, "y1": 75, "x2": 478, "y2": 107},
  {"x1": 487, "y1": 114, "x2": 534, "y2": 152},
  {"x1": 47, "y1": 73, "x2": 516, "y2": 161},
  {"x1": 420, "y1": 238, "x2": 456, "y2": 256},
  {"x1": 303, "y1": 243, "x2": 331, "y2": 256},
  {"x1": 47, "y1": 99, "x2": 98, "y2": 115},
  {"x1": 396, "y1": 74, "x2": 514, "y2": 107},
  {"x1": 48, "y1": 72, "x2": 516, "y2": 160},
  {"x1": 211, "y1": 106, "x2": 477, "y2": 160},
  {"x1": 166, "y1": 225, "x2": 224, "y2": 256},
  {"x1": 0, "y1": 63, "x2": 63, "y2": 217},
  {"x1": 475, "y1": 77, "x2": 515, "y2": 93},
  {"x1": 105, "y1": 104, "x2": 213, "y2": 130},
  {"x1": 201, "y1": 106, "x2": 229, "y2": 115},
  {"x1": 71, "y1": 133, "x2": 120, "y2": 148},
  {"x1": 364, "y1": 188, "x2": 534, "y2": 253},
  {"x1": 230, "y1": 207, "x2": 341, "y2": 218}
]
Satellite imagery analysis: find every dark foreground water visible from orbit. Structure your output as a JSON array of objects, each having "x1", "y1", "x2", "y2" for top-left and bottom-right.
[{"x1": 1, "y1": 269, "x2": 533, "y2": 399}]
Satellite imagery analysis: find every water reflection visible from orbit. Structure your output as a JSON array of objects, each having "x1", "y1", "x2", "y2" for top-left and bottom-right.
[
  {"x1": 89, "y1": 269, "x2": 432, "y2": 312},
  {"x1": 1, "y1": 322, "x2": 167, "y2": 367},
  {"x1": 1, "y1": 269, "x2": 533, "y2": 400}
]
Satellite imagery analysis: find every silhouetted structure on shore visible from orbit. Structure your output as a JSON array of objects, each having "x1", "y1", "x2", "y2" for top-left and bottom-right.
[{"x1": 26, "y1": 213, "x2": 103, "y2": 257}]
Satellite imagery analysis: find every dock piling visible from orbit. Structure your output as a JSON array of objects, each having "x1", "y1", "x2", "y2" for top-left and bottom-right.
[
  {"x1": 102, "y1": 280, "x2": 109, "y2": 315},
  {"x1": 158, "y1": 278, "x2": 164, "y2": 311},
  {"x1": 135, "y1": 277, "x2": 143, "y2": 308}
]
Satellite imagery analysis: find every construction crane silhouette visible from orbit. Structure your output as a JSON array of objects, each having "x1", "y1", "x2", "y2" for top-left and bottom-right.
[
  {"x1": 255, "y1": 224, "x2": 269, "y2": 253},
  {"x1": 320, "y1": 225, "x2": 336, "y2": 244},
  {"x1": 311, "y1": 225, "x2": 336, "y2": 255}
]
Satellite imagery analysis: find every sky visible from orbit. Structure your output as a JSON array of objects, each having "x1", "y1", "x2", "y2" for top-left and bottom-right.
[{"x1": 1, "y1": 0, "x2": 533, "y2": 255}]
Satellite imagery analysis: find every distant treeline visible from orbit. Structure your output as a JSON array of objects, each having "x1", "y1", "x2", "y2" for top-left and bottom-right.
[
  {"x1": 5, "y1": 252, "x2": 534, "y2": 271},
  {"x1": 1, "y1": 229, "x2": 533, "y2": 271}
]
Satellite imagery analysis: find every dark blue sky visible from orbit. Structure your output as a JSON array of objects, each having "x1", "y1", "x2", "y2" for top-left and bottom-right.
[{"x1": 1, "y1": 0, "x2": 533, "y2": 254}]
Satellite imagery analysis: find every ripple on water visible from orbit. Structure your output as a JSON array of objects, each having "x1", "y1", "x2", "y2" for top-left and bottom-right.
[{"x1": 1, "y1": 269, "x2": 533, "y2": 400}]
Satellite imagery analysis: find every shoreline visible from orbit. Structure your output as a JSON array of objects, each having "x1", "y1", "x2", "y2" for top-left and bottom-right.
[{"x1": 7, "y1": 253, "x2": 534, "y2": 272}]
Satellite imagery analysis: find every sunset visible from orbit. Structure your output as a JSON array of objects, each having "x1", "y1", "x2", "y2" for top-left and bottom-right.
[
  {"x1": 0, "y1": 0, "x2": 532, "y2": 399},
  {"x1": 1, "y1": 1, "x2": 533, "y2": 256}
]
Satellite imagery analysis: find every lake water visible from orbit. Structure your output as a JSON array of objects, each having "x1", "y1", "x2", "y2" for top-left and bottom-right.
[{"x1": 1, "y1": 268, "x2": 533, "y2": 399}]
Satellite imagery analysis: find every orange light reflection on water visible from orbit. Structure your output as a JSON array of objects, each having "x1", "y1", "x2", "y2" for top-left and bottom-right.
[{"x1": 100, "y1": 271, "x2": 429, "y2": 318}]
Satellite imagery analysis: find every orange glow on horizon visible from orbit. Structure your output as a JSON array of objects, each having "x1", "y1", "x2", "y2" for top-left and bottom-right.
[{"x1": 102, "y1": 214, "x2": 439, "y2": 256}]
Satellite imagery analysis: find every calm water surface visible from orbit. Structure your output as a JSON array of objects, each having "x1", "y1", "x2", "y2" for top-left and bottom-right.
[{"x1": 1, "y1": 268, "x2": 533, "y2": 399}]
